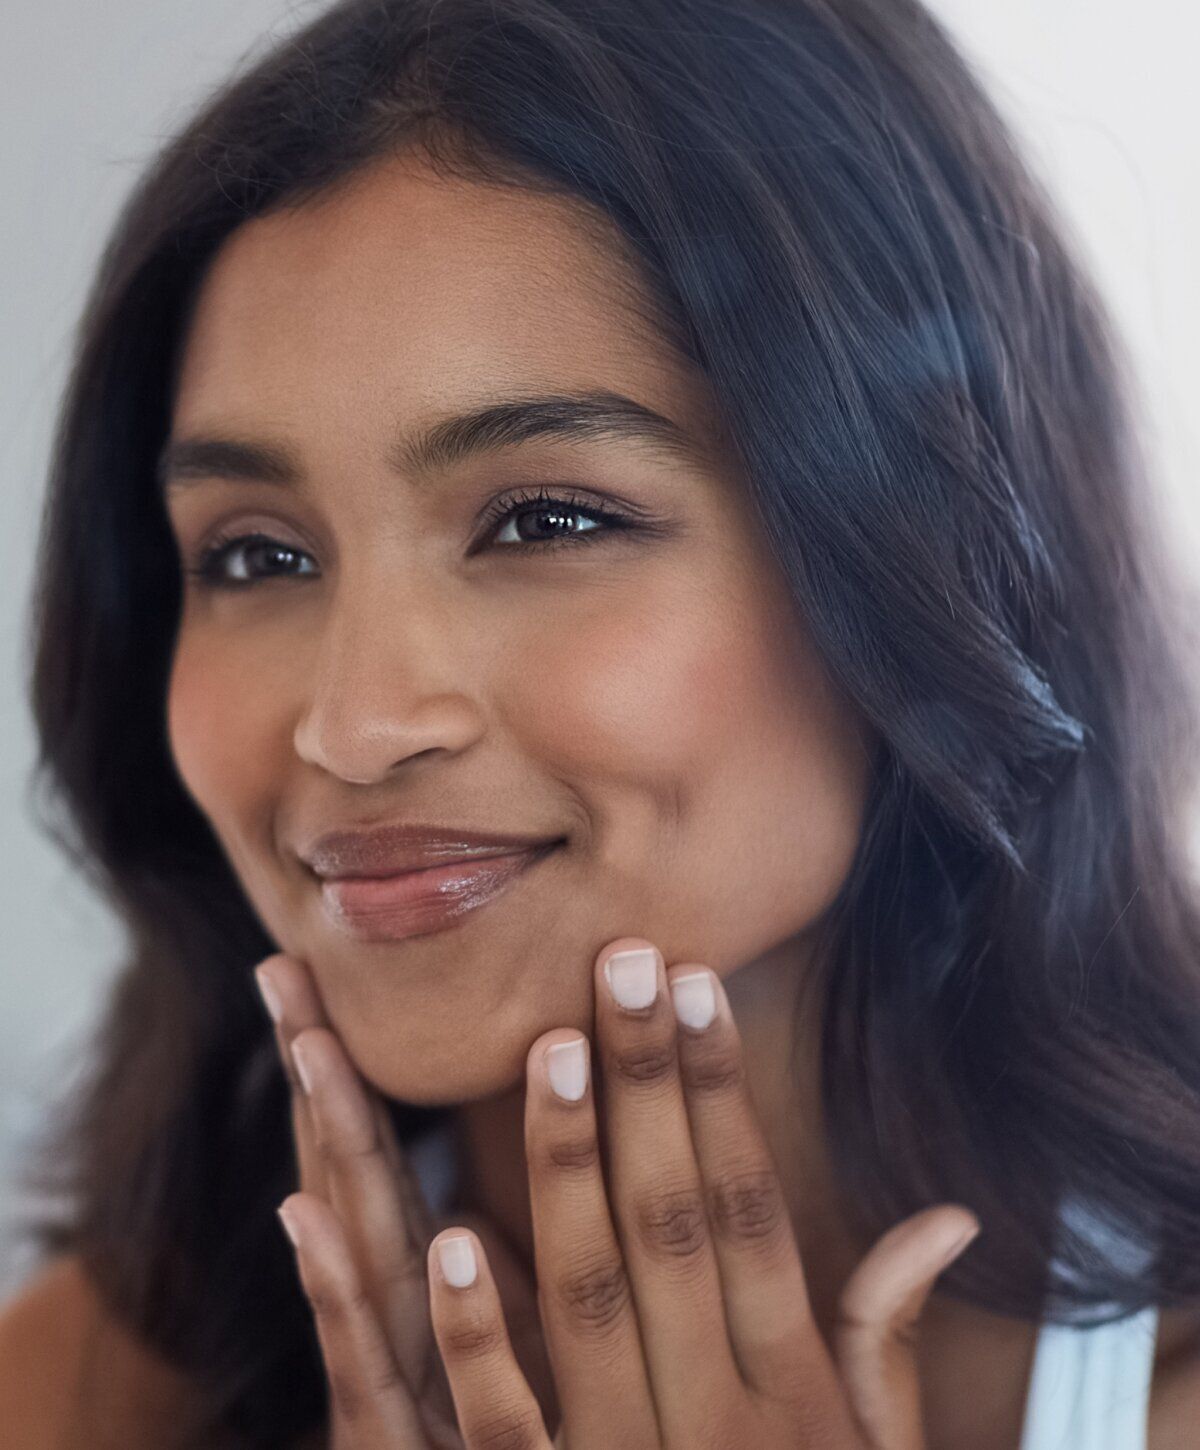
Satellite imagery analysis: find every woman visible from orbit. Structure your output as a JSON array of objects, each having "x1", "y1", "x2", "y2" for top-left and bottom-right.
[{"x1": 3, "y1": 0, "x2": 1199, "y2": 1445}]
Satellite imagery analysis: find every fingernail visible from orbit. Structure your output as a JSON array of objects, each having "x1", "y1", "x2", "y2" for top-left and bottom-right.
[
  {"x1": 437, "y1": 1234, "x2": 477, "y2": 1288},
  {"x1": 671, "y1": 970, "x2": 716, "y2": 1030},
  {"x1": 290, "y1": 1036, "x2": 315, "y2": 1095},
  {"x1": 944, "y1": 1221, "x2": 981, "y2": 1264},
  {"x1": 255, "y1": 967, "x2": 284, "y2": 1023},
  {"x1": 546, "y1": 1037, "x2": 588, "y2": 1101},
  {"x1": 277, "y1": 1204, "x2": 302, "y2": 1250},
  {"x1": 604, "y1": 947, "x2": 659, "y2": 1009}
]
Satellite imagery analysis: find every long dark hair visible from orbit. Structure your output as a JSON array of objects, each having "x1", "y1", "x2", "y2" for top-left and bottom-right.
[{"x1": 16, "y1": 0, "x2": 1200, "y2": 1443}]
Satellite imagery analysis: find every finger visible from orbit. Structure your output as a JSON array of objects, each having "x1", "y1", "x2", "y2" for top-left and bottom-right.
[
  {"x1": 451, "y1": 1210, "x2": 555, "y2": 1428},
  {"x1": 428, "y1": 1227, "x2": 553, "y2": 1450},
  {"x1": 667, "y1": 963, "x2": 836, "y2": 1406},
  {"x1": 834, "y1": 1206, "x2": 981, "y2": 1450},
  {"x1": 257, "y1": 955, "x2": 435, "y2": 1245},
  {"x1": 254, "y1": 954, "x2": 331, "y2": 1201},
  {"x1": 258, "y1": 957, "x2": 459, "y2": 1434},
  {"x1": 524, "y1": 1028, "x2": 658, "y2": 1447},
  {"x1": 290, "y1": 1025, "x2": 435, "y2": 1395},
  {"x1": 595, "y1": 939, "x2": 743, "y2": 1434},
  {"x1": 277, "y1": 1191, "x2": 427, "y2": 1446}
]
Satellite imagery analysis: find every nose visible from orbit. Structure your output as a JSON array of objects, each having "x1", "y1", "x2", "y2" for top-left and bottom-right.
[{"x1": 291, "y1": 570, "x2": 485, "y2": 784}]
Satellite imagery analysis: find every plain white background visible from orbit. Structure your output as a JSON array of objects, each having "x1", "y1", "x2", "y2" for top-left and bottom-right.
[{"x1": 1, "y1": 0, "x2": 1197, "y2": 1300}]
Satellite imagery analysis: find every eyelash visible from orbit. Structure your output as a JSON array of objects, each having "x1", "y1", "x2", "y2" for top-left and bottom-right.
[{"x1": 183, "y1": 486, "x2": 642, "y2": 590}]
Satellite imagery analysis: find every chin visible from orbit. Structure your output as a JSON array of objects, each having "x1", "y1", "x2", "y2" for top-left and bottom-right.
[{"x1": 342, "y1": 1018, "x2": 533, "y2": 1110}]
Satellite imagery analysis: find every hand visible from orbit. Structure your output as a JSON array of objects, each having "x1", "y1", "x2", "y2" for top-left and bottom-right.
[
  {"x1": 422, "y1": 938, "x2": 981, "y2": 1450},
  {"x1": 254, "y1": 952, "x2": 549, "y2": 1449}
]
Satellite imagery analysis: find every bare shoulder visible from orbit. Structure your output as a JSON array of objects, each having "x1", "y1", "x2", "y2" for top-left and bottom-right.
[
  {"x1": 0, "y1": 1253, "x2": 201, "y2": 1450},
  {"x1": 1151, "y1": 1306, "x2": 1200, "y2": 1450}
]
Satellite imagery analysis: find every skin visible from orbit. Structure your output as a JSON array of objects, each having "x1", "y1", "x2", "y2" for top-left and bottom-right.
[{"x1": 158, "y1": 147, "x2": 1199, "y2": 1447}]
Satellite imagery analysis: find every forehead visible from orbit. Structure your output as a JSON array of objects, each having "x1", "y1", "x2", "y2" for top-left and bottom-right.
[{"x1": 171, "y1": 150, "x2": 710, "y2": 449}]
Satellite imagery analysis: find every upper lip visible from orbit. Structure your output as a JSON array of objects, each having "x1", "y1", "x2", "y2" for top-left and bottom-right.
[{"x1": 299, "y1": 822, "x2": 563, "y2": 880}]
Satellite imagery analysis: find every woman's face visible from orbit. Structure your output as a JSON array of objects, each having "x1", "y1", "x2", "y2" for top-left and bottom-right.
[{"x1": 164, "y1": 149, "x2": 873, "y2": 1104}]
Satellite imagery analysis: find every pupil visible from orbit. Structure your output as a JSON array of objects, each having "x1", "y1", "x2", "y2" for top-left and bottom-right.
[{"x1": 528, "y1": 508, "x2": 574, "y2": 539}]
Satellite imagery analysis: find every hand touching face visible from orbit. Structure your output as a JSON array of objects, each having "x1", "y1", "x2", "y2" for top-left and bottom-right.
[{"x1": 258, "y1": 937, "x2": 978, "y2": 1450}]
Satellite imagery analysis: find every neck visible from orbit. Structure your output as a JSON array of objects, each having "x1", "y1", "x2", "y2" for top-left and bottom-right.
[{"x1": 452, "y1": 934, "x2": 873, "y2": 1347}]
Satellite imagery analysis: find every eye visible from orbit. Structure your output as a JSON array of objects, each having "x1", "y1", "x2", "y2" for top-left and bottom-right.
[
  {"x1": 185, "y1": 531, "x2": 317, "y2": 590},
  {"x1": 183, "y1": 487, "x2": 652, "y2": 590},
  {"x1": 475, "y1": 486, "x2": 637, "y2": 552}
]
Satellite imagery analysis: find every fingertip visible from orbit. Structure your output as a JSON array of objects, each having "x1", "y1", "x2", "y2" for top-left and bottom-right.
[
  {"x1": 276, "y1": 1199, "x2": 303, "y2": 1251},
  {"x1": 430, "y1": 1227, "x2": 484, "y2": 1290},
  {"x1": 937, "y1": 1209, "x2": 981, "y2": 1266}
]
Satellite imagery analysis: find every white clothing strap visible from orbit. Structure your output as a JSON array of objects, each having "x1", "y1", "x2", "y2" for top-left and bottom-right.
[{"x1": 1018, "y1": 1304, "x2": 1159, "y2": 1450}]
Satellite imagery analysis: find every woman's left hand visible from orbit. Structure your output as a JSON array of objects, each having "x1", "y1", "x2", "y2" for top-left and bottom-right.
[{"x1": 426, "y1": 936, "x2": 980, "y2": 1450}]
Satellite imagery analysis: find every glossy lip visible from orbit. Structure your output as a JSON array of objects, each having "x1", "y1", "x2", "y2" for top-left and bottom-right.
[
  {"x1": 316, "y1": 840, "x2": 561, "y2": 943},
  {"x1": 299, "y1": 821, "x2": 565, "y2": 880}
]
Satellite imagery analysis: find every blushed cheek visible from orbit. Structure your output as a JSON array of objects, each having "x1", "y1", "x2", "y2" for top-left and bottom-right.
[
  {"x1": 501, "y1": 578, "x2": 730, "y2": 799},
  {"x1": 526, "y1": 566, "x2": 871, "y2": 970},
  {"x1": 166, "y1": 641, "x2": 277, "y2": 853}
]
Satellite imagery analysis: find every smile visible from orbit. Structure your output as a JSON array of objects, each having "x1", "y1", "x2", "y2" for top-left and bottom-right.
[{"x1": 314, "y1": 841, "x2": 561, "y2": 942}]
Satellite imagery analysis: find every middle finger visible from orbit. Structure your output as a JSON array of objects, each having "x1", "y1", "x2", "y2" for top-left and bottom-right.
[{"x1": 595, "y1": 937, "x2": 742, "y2": 1434}]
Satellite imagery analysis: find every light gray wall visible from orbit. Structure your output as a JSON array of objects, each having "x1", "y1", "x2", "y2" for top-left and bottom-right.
[{"x1": 2, "y1": 0, "x2": 1197, "y2": 1303}]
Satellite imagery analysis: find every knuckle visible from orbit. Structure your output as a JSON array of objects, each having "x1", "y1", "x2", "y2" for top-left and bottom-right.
[
  {"x1": 707, "y1": 1168, "x2": 785, "y2": 1245},
  {"x1": 328, "y1": 1370, "x2": 366, "y2": 1425},
  {"x1": 544, "y1": 1134, "x2": 601, "y2": 1173},
  {"x1": 443, "y1": 1316, "x2": 505, "y2": 1361},
  {"x1": 835, "y1": 1304, "x2": 917, "y2": 1354},
  {"x1": 304, "y1": 1278, "x2": 344, "y2": 1322},
  {"x1": 635, "y1": 1187, "x2": 708, "y2": 1260},
  {"x1": 470, "y1": 1410, "x2": 544, "y2": 1450},
  {"x1": 680, "y1": 1044, "x2": 744, "y2": 1096},
  {"x1": 554, "y1": 1257, "x2": 631, "y2": 1334},
  {"x1": 608, "y1": 1038, "x2": 677, "y2": 1088},
  {"x1": 376, "y1": 1252, "x2": 426, "y2": 1296}
]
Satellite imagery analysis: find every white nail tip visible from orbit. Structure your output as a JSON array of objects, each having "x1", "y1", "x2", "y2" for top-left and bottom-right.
[
  {"x1": 671, "y1": 971, "x2": 717, "y2": 1030},
  {"x1": 546, "y1": 1038, "x2": 588, "y2": 1101},
  {"x1": 604, "y1": 948, "x2": 659, "y2": 1009},
  {"x1": 438, "y1": 1235, "x2": 477, "y2": 1288}
]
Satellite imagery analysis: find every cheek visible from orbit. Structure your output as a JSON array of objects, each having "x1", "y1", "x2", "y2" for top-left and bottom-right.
[
  {"x1": 511, "y1": 565, "x2": 870, "y2": 970},
  {"x1": 683, "y1": 596, "x2": 871, "y2": 967},
  {"x1": 166, "y1": 633, "x2": 281, "y2": 841}
]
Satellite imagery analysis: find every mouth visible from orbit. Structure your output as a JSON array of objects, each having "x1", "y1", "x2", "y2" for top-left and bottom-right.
[{"x1": 313, "y1": 840, "x2": 563, "y2": 942}]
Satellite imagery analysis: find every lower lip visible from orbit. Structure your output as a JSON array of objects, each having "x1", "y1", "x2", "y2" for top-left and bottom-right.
[{"x1": 315, "y1": 844, "x2": 560, "y2": 941}]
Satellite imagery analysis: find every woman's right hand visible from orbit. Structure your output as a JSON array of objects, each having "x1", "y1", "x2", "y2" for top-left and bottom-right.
[{"x1": 253, "y1": 951, "x2": 548, "y2": 1449}]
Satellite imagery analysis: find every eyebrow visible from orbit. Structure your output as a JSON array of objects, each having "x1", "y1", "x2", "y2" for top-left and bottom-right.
[{"x1": 157, "y1": 388, "x2": 705, "y2": 494}]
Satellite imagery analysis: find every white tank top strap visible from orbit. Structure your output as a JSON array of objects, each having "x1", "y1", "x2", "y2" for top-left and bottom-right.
[{"x1": 1018, "y1": 1303, "x2": 1159, "y2": 1450}]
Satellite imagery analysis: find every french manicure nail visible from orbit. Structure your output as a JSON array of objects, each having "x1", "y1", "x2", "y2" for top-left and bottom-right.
[
  {"x1": 277, "y1": 1205, "x2": 302, "y2": 1250},
  {"x1": 604, "y1": 947, "x2": 659, "y2": 1009},
  {"x1": 671, "y1": 971, "x2": 716, "y2": 1030},
  {"x1": 290, "y1": 1036, "x2": 314, "y2": 1095},
  {"x1": 546, "y1": 1038, "x2": 588, "y2": 1101},
  {"x1": 438, "y1": 1234, "x2": 477, "y2": 1288},
  {"x1": 255, "y1": 968, "x2": 284, "y2": 1023},
  {"x1": 945, "y1": 1221, "x2": 981, "y2": 1262}
]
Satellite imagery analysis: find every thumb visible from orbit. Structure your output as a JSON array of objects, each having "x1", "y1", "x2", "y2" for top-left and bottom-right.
[{"x1": 833, "y1": 1204, "x2": 980, "y2": 1450}]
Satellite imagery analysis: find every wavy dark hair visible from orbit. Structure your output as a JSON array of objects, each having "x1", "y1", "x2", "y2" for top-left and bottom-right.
[{"x1": 14, "y1": 0, "x2": 1200, "y2": 1443}]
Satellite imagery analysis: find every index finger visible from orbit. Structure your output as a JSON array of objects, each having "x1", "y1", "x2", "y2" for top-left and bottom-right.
[
  {"x1": 255, "y1": 953, "x2": 437, "y2": 1246},
  {"x1": 254, "y1": 953, "x2": 330, "y2": 1201}
]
